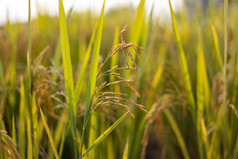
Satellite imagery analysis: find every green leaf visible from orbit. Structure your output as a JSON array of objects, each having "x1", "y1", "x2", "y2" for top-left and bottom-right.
[
  {"x1": 53, "y1": 8, "x2": 73, "y2": 82},
  {"x1": 0, "y1": 57, "x2": 5, "y2": 92},
  {"x1": 122, "y1": 136, "x2": 129, "y2": 159},
  {"x1": 80, "y1": 112, "x2": 129, "y2": 159},
  {"x1": 19, "y1": 76, "x2": 26, "y2": 159},
  {"x1": 110, "y1": 26, "x2": 120, "y2": 88},
  {"x1": 58, "y1": 0, "x2": 77, "y2": 157},
  {"x1": 211, "y1": 25, "x2": 223, "y2": 69},
  {"x1": 49, "y1": 110, "x2": 67, "y2": 159},
  {"x1": 75, "y1": 23, "x2": 98, "y2": 102},
  {"x1": 27, "y1": 114, "x2": 32, "y2": 159},
  {"x1": 196, "y1": 33, "x2": 205, "y2": 158},
  {"x1": 32, "y1": 93, "x2": 39, "y2": 159},
  {"x1": 125, "y1": 0, "x2": 145, "y2": 78},
  {"x1": 11, "y1": 116, "x2": 16, "y2": 144},
  {"x1": 39, "y1": 107, "x2": 60, "y2": 159},
  {"x1": 88, "y1": 111, "x2": 99, "y2": 159},
  {"x1": 168, "y1": 0, "x2": 195, "y2": 117},
  {"x1": 80, "y1": 0, "x2": 105, "y2": 156},
  {"x1": 146, "y1": 45, "x2": 167, "y2": 108},
  {"x1": 164, "y1": 109, "x2": 190, "y2": 159}
]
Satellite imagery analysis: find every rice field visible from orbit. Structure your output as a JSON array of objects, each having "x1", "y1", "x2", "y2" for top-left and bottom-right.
[{"x1": 1, "y1": 0, "x2": 238, "y2": 158}]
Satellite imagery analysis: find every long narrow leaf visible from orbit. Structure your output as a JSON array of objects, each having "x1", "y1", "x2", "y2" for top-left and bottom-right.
[
  {"x1": 75, "y1": 23, "x2": 98, "y2": 102},
  {"x1": 49, "y1": 110, "x2": 67, "y2": 159},
  {"x1": 125, "y1": 0, "x2": 145, "y2": 78},
  {"x1": 168, "y1": 0, "x2": 195, "y2": 117},
  {"x1": 11, "y1": 116, "x2": 16, "y2": 144},
  {"x1": 123, "y1": 136, "x2": 129, "y2": 159},
  {"x1": 58, "y1": 1, "x2": 77, "y2": 157},
  {"x1": 146, "y1": 45, "x2": 167, "y2": 108},
  {"x1": 80, "y1": 112, "x2": 129, "y2": 159},
  {"x1": 80, "y1": 0, "x2": 105, "y2": 156},
  {"x1": 164, "y1": 109, "x2": 190, "y2": 159},
  {"x1": 88, "y1": 111, "x2": 98, "y2": 159},
  {"x1": 6, "y1": 21, "x2": 18, "y2": 110},
  {"x1": 39, "y1": 107, "x2": 60, "y2": 159},
  {"x1": 32, "y1": 93, "x2": 39, "y2": 159},
  {"x1": 27, "y1": 114, "x2": 32, "y2": 159},
  {"x1": 211, "y1": 25, "x2": 223, "y2": 69},
  {"x1": 53, "y1": 9, "x2": 73, "y2": 82},
  {"x1": 110, "y1": 27, "x2": 120, "y2": 85},
  {"x1": 196, "y1": 33, "x2": 205, "y2": 158},
  {"x1": 19, "y1": 76, "x2": 26, "y2": 159},
  {"x1": 0, "y1": 57, "x2": 5, "y2": 92}
]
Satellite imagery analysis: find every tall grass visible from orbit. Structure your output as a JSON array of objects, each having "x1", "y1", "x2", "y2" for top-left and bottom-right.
[{"x1": 1, "y1": 0, "x2": 238, "y2": 158}]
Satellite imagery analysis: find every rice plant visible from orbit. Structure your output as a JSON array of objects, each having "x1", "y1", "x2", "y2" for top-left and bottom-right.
[{"x1": 1, "y1": 0, "x2": 238, "y2": 158}]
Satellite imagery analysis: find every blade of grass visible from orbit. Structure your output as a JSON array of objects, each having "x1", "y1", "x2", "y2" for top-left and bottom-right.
[
  {"x1": 164, "y1": 109, "x2": 190, "y2": 159},
  {"x1": 75, "y1": 22, "x2": 98, "y2": 102},
  {"x1": 125, "y1": 0, "x2": 145, "y2": 78},
  {"x1": 201, "y1": 118, "x2": 209, "y2": 155},
  {"x1": 0, "y1": 56, "x2": 5, "y2": 92},
  {"x1": 168, "y1": 0, "x2": 195, "y2": 118},
  {"x1": 211, "y1": 25, "x2": 223, "y2": 69},
  {"x1": 53, "y1": 8, "x2": 73, "y2": 82},
  {"x1": 208, "y1": 107, "x2": 223, "y2": 159},
  {"x1": 58, "y1": 0, "x2": 77, "y2": 157},
  {"x1": 229, "y1": 20, "x2": 238, "y2": 99},
  {"x1": 198, "y1": 27, "x2": 212, "y2": 121},
  {"x1": 122, "y1": 136, "x2": 129, "y2": 159},
  {"x1": 6, "y1": 22, "x2": 18, "y2": 110},
  {"x1": 138, "y1": 5, "x2": 153, "y2": 87},
  {"x1": 19, "y1": 76, "x2": 26, "y2": 159},
  {"x1": 32, "y1": 93, "x2": 39, "y2": 159},
  {"x1": 129, "y1": 0, "x2": 145, "y2": 44},
  {"x1": 80, "y1": 0, "x2": 105, "y2": 156},
  {"x1": 49, "y1": 110, "x2": 67, "y2": 159},
  {"x1": 232, "y1": 54, "x2": 238, "y2": 104},
  {"x1": 76, "y1": 130, "x2": 87, "y2": 158},
  {"x1": 109, "y1": 26, "x2": 120, "y2": 88},
  {"x1": 233, "y1": 131, "x2": 238, "y2": 158},
  {"x1": 88, "y1": 111, "x2": 99, "y2": 159},
  {"x1": 39, "y1": 107, "x2": 59, "y2": 159},
  {"x1": 107, "y1": 135, "x2": 114, "y2": 159},
  {"x1": 146, "y1": 45, "x2": 167, "y2": 108},
  {"x1": 11, "y1": 116, "x2": 16, "y2": 144},
  {"x1": 129, "y1": 7, "x2": 154, "y2": 158},
  {"x1": 223, "y1": 0, "x2": 228, "y2": 157},
  {"x1": 27, "y1": 114, "x2": 32, "y2": 159},
  {"x1": 196, "y1": 32, "x2": 205, "y2": 159},
  {"x1": 80, "y1": 112, "x2": 129, "y2": 159},
  {"x1": 59, "y1": 124, "x2": 70, "y2": 159},
  {"x1": 28, "y1": 0, "x2": 32, "y2": 109}
]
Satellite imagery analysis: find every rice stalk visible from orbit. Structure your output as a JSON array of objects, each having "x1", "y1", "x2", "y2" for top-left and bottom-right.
[{"x1": 80, "y1": 1, "x2": 105, "y2": 157}]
